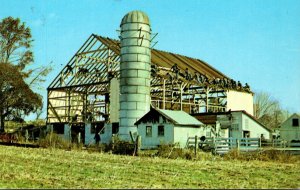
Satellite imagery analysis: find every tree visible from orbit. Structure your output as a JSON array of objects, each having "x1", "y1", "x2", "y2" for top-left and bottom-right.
[
  {"x1": 0, "y1": 16, "x2": 52, "y2": 89},
  {"x1": 254, "y1": 92, "x2": 288, "y2": 129},
  {"x1": 0, "y1": 16, "x2": 33, "y2": 70},
  {"x1": 0, "y1": 16, "x2": 51, "y2": 131},
  {"x1": 0, "y1": 63, "x2": 42, "y2": 132}
]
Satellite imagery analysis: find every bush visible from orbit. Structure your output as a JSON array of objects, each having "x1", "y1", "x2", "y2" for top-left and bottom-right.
[
  {"x1": 110, "y1": 136, "x2": 135, "y2": 155},
  {"x1": 223, "y1": 148, "x2": 299, "y2": 163},
  {"x1": 37, "y1": 132, "x2": 71, "y2": 149},
  {"x1": 87, "y1": 143, "x2": 111, "y2": 153},
  {"x1": 155, "y1": 143, "x2": 194, "y2": 160}
]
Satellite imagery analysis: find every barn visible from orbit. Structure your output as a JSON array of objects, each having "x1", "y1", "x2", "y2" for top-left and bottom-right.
[{"x1": 46, "y1": 10, "x2": 254, "y2": 145}]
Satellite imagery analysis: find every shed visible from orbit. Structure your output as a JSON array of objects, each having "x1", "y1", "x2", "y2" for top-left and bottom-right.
[
  {"x1": 279, "y1": 113, "x2": 300, "y2": 142},
  {"x1": 135, "y1": 107, "x2": 205, "y2": 149},
  {"x1": 192, "y1": 110, "x2": 271, "y2": 140}
]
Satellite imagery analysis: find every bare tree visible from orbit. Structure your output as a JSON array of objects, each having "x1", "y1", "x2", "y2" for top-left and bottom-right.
[{"x1": 254, "y1": 92, "x2": 288, "y2": 129}]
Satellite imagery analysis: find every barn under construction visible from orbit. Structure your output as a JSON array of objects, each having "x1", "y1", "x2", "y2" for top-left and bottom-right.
[{"x1": 46, "y1": 11, "x2": 254, "y2": 144}]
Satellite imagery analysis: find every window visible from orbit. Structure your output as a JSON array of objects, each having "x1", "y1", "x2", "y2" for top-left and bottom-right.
[
  {"x1": 146, "y1": 126, "x2": 152, "y2": 137},
  {"x1": 243, "y1": 131, "x2": 250, "y2": 138},
  {"x1": 53, "y1": 123, "x2": 64, "y2": 134},
  {"x1": 91, "y1": 123, "x2": 105, "y2": 134},
  {"x1": 206, "y1": 131, "x2": 211, "y2": 137},
  {"x1": 90, "y1": 125, "x2": 96, "y2": 134},
  {"x1": 112, "y1": 122, "x2": 119, "y2": 134},
  {"x1": 158, "y1": 125, "x2": 164, "y2": 136},
  {"x1": 231, "y1": 124, "x2": 239, "y2": 131},
  {"x1": 292, "y1": 119, "x2": 299, "y2": 127}
]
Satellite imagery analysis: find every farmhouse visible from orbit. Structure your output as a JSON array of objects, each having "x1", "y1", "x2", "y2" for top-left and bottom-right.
[
  {"x1": 135, "y1": 107, "x2": 205, "y2": 149},
  {"x1": 192, "y1": 110, "x2": 271, "y2": 140},
  {"x1": 279, "y1": 113, "x2": 300, "y2": 142},
  {"x1": 46, "y1": 10, "x2": 255, "y2": 145}
]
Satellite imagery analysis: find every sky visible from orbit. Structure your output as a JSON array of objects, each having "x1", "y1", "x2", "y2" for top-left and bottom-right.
[{"x1": 0, "y1": 0, "x2": 299, "y2": 120}]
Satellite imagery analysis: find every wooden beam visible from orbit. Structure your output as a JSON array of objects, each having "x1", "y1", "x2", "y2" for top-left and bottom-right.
[
  {"x1": 76, "y1": 47, "x2": 109, "y2": 56},
  {"x1": 48, "y1": 101, "x2": 62, "y2": 123}
]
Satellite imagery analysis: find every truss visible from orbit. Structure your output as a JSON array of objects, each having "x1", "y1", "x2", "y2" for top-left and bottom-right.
[{"x1": 47, "y1": 34, "x2": 251, "y2": 124}]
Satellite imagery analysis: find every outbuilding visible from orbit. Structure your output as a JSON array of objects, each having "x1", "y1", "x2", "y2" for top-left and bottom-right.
[
  {"x1": 279, "y1": 113, "x2": 300, "y2": 142},
  {"x1": 192, "y1": 110, "x2": 271, "y2": 140},
  {"x1": 135, "y1": 107, "x2": 206, "y2": 149}
]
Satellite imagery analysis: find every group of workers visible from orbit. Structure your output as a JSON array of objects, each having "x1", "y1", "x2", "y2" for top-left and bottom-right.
[{"x1": 154, "y1": 63, "x2": 251, "y2": 92}]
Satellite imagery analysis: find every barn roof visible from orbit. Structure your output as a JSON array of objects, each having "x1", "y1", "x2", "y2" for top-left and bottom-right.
[
  {"x1": 95, "y1": 35, "x2": 228, "y2": 79},
  {"x1": 158, "y1": 109, "x2": 204, "y2": 126},
  {"x1": 47, "y1": 34, "x2": 239, "y2": 93},
  {"x1": 135, "y1": 107, "x2": 203, "y2": 126},
  {"x1": 279, "y1": 113, "x2": 300, "y2": 128}
]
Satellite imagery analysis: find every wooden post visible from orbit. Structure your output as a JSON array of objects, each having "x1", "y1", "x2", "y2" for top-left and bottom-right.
[
  {"x1": 137, "y1": 135, "x2": 141, "y2": 151},
  {"x1": 194, "y1": 135, "x2": 198, "y2": 156},
  {"x1": 163, "y1": 79, "x2": 166, "y2": 109},
  {"x1": 129, "y1": 131, "x2": 135, "y2": 143},
  {"x1": 236, "y1": 138, "x2": 240, "y2": 151},
  {"x1": 180, "y1": 84, "x2": 183, "y2": 111},
  {"x1": 132, "y1": 135, "x2": 142, "y2": 156}
]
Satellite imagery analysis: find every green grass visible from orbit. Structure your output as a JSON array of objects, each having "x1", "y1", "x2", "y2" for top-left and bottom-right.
[{"x1": 0, "y1": 145, "x2": 299, "y2": 189}]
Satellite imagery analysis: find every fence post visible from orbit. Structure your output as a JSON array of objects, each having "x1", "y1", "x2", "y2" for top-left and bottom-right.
[
  {"x1": 194, "y1": 135, "x2": 198, "y2": 156},
  {"x1": 236, "y1": 138, "x2": 240, "y2": 151},
  {"x1": 213, "y1": 136, "x2": 216, "y2": 154}
]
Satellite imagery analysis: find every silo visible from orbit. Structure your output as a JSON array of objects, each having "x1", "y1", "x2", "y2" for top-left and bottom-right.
[{"x1": 119, "y1": 11, "x2": 151, "y2": 140}]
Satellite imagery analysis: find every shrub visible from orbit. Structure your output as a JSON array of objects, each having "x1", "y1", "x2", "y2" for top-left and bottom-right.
[
  {"x1": 37, "y1": 132, "x2": 70, "y2": 149},
  {"x1": 110, "y1": 136, "x2": 135, "y2": 155},
  {"x1": 155, "y1": 143, "x2": 195, "y2": 160},
  {"x1": 87, "y1": 143, "x2": 111, "y2": 153},
  {"x1": 223, "y1": 148, "x2": 299, "y2": 163}
]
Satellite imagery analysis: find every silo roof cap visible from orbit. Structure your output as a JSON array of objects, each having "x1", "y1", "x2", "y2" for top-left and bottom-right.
[{"x1": 121, "y1": 10, "x2": 150, "y2": 26}]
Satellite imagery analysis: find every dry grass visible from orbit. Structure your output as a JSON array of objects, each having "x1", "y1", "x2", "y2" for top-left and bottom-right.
[{"x1": 0, "y1": 145, "x2": 299, "y2": 189}]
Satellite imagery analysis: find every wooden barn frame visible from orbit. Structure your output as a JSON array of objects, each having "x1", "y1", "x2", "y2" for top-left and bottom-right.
[{"x1": 47, "y1": 34, "x2": 251, "y2": 125}]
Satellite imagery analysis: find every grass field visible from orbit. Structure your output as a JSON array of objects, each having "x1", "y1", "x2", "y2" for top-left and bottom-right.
[{"x1": 0, "y1": 145, "x2": 299, "y2": 189}]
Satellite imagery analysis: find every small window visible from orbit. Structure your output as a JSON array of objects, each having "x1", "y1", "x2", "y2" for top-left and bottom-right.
[
  {"x1": 292, "y1": 119, "x2": 299, "y2": 127},
  {"x1": 231, "y1": 124, "x2": 239, "y2": 131},
  {"x1": 158, "y1": 125, "x2": 164, "y2": 136},
  {"x1": 91, "y1": 123, "x2": 105, "y2": 134},
  {"x1": 146, "y1": 126, "x2": 152, "y2": 137},
  {"x1": 90, "y1": 124, "x2": 96, "y2": 134},
  {"x1": 112, "y1": 122, "x2": 119, "y2": 134},
  {"x1": 206, "y1": 131, "x2": 211, "y2": 137},
  {"x1": 53, "y1": 123, "x2": 64, "y2": 134}
]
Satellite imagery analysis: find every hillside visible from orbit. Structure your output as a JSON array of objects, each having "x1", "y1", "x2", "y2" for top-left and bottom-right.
[{"x1": 0, "y1": 145, "x2": 299, "y2": 188}]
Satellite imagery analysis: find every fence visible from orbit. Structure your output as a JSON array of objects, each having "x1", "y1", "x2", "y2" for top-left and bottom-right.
[
  {"x1": 261, "y1": 140, "x2": 300, "y2": 153},
  {"x1": 187, "y1": 136, "x2": 260, "y2": 155}
]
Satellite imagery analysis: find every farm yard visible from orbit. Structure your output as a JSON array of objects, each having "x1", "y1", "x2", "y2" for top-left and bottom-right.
[
  {"x1": 0, "y1": 145, "x2": 299, "y2": 189},
  {"x1": 0, "y1": 1, "x2": 300, "y2": 189}
]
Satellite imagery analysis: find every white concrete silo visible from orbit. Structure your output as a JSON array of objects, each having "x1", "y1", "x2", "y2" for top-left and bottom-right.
[{"x1": 119, "y1": 11, "x2": 151, "y2": 140}]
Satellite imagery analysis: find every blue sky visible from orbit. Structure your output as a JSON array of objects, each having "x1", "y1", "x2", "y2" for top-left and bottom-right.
[{"x1": 0, "y1": 0, "x2": 299, "y2": 119}]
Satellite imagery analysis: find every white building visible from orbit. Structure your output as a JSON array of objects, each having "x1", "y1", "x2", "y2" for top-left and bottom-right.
[
  {"x1": 135, "y1": 107, "x2": 206, "y2": 149},
  {"x1": 193, "y1": 110, "x2": 271, "y2": 140},
  {"x1": 279, "y1": 113, "x2": 300, "y2": 142}
]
